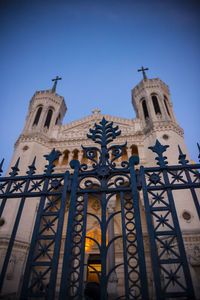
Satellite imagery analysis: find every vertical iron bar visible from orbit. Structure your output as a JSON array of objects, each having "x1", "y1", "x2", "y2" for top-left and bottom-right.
[
  {"x1": 100, "y1": 192, "x2": 107, "y2": 300},
  {"x1": 78, "y1": 193, "x2": 88, "y2": 299},
  {"x1": 140, "y1": 166, "x2": 164, "y2": 300},
  {"x1": 184, "y1": 168, "x2": 200, "y2": 219},
  {"x1": 46, "y1": 171, "x2": 69, "y2": 300},
  {"x1": 0, "y1": 178, "x2": 13, "y2": 217},
  {"x1": 120, "y1": 191, "x2": 130, "y2": 299},
  {"x1": 0, "y1": 179, "x2": 30, "y2": 292},
  {"x1": 59, "y1": 160, "x2": 80, "y2": 300},
  {"x1": 162, "y1": 167, "x2": 195, "y2": 299},
  {"x1": 20, "y1": 176, "x2": 50, "y2": 299},
  {"x1": 129, "y1": 157, "x2": 149, "y2": 300}
]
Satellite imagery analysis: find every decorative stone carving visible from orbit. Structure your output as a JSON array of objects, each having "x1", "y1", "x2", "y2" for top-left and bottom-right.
[
  {"x1": 6, "y1": 254, "x2": 16, "y2": 280},
  {"x1": 91, "y1": 199, "x2": 101, "y2": 211},
  {"x1": 188, "y1": 245, "x2": 200, "y2": 267}
]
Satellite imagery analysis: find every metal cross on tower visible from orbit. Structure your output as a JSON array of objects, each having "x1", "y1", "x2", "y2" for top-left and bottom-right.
[
  {"x1": 51, "y1": 76, "x2": 62, "y2": 93},
  {"x1": 138, "y1": 66, "x2": 149, "y2": 80}
]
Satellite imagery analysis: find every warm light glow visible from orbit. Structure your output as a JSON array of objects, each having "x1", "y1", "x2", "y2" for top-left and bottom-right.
[
  {"x1": 85, "y1": 228, "x2": 108, "y2": 252},
  {"x1": 88, "y1": 264, "x2": 101, "y2": 283}
]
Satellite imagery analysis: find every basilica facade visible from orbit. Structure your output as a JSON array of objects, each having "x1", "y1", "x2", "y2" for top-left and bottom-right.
[{"x1": 0, "y1": 75, "x2": 200, "y2": 299}]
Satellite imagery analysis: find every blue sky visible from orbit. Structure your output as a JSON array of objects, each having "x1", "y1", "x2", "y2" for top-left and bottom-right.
[{"x1": 0, "y1": 0, "x2": 200, "y2": 173}]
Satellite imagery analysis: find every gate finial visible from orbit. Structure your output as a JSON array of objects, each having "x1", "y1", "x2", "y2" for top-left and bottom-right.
[
  {"x1": 82, "y1": 118, "x2": 128, "y2": 172},
  {"x1": 178, "y1": 145, "x2": 189, "y2": 165},
  {"x1": 9, "y1": 158, "x2": 20, "y2": 177},
  {"x1": 26, "y1": 157, "x2": 37, "y2": 176},
  {"x1": 148, "y1": 140, "x2": 169, "y2": 167},
  {"x1": 87, "y1": 117, "x2": 121, "y2": 147},
  {"x1": 44, "y1": 149, "x2": 62, "y2": 175}
]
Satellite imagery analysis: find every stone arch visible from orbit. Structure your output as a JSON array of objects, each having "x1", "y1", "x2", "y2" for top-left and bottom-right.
[
  {"x1": 131, "y1": 144, "x2": 139, "y2": 157},
  {"x1": 151, "y1": 94, "x2": 161, "y2": 115},
  {"x1": 73, "y1": 149, "x2": 79, "y2": 160},
  {"x1": 62, "y1": 150, "x2": 69, "y2": 165},
  {"x1": 141, "y1": 99, "x2": 149, "y2": 119},
  {"x1": 33, "y1": 106, "x2": 43, "y2": 126},
  {"x1": 44, "y1": 108, "x2": 54, "y2": 128}
]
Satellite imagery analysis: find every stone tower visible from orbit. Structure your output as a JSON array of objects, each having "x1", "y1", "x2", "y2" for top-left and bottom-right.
[
  {"x1": 132, "y1": 77, "x2": 189, "y2": 166},
  {"x1": 8, "y1": 82, "x2": 67, "y2": 174}
]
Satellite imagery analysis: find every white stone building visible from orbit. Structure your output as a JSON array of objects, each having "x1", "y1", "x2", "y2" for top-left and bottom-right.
[{"x1": 0, "y1": 75, "x2": 200, "y2": 299}]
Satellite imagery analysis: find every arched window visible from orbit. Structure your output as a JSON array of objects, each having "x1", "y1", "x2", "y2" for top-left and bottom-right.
[
  {"x1": 62, "y1": 150, "x2": 69, "y2": 165},
  {"x1": 73, "y1": 149, "x2": 79, "y2": 160},
  {"x1": 131, "y1": 145, "x2": 139, "y2": 157},
  {"x1": 164, "y1": 96, "x2": 171, "y2": 117},
  {"x1": 44, "y1": 109, "x2": 53, "y2": 128},
  {"x1": 152, "y1": 95, "x2": 161, "y2": 115},
  {"x1": 33, "y1": 106, "x2": 42, "y2": 126},
  {"x1": 142, "y1": 100, "x2": 149, "y2": 119}
]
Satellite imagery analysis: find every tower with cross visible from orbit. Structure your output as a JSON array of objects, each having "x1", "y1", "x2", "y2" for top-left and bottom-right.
[
  {"x1": 3, "y1": 71, "x2": 200, "y2": 300},
  {"x1": 21, "y1": 78, "x2": 67, "y2": 150}
]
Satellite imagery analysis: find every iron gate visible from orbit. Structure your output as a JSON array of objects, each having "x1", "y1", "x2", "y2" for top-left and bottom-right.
[{"x1": 0, "y1": 118, "x2": 199, "y2": 299}]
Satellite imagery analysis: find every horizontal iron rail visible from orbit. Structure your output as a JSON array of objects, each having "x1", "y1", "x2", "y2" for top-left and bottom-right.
[
  {"x1": 146, "y1": 183, "x2": 200, "y2": 191},
  {"x1": 144, "y1": 163, "x2": 200, "y2": 172}
]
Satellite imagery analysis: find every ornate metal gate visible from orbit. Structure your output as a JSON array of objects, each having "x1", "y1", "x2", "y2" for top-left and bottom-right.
[{"x1": 0, "y1": 118, "x2": 199, "y2": 299}]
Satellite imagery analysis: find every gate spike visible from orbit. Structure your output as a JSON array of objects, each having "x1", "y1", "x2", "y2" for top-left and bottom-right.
[
  {"x1": 44, "y1": 148, "x2": 62, "y2": 175},
  {"x1": 0, "y1": 158, "x2": 4, "y2": 176},
  {"x1": 27, "y1": 156, "x2": 36, "y2": 176},
  {"x1": 9, "y1": 157, "x2": 20, "y2": 177},
  {"x1": 178, "y1": 145, "x2": 188, "y2": 165}
]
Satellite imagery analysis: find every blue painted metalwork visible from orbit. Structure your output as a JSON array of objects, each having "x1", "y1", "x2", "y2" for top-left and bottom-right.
[
  {"x1": 58, "y1": 118, "x2": 149, "y2": 299},
  {"x1": 140, "y1": 139, "x2": 200, "y2": 299},
  {"x1": 0, "y1": 119, "x2": 199, "y2": 299}
]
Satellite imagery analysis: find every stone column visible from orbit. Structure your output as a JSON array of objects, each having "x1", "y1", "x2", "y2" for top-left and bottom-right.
[{"x1": 107, "y1": 197, "x2": 118, "y2": 299}]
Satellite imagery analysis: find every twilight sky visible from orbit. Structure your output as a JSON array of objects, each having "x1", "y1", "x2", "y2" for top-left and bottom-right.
[{"x1": 0, "y1": 0, "x2": 200, "y2": 173}]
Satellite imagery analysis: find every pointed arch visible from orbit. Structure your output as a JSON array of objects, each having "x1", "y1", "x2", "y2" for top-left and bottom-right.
[
  {"x1": 152, "y1": 95, "x2": 161, "y2": 115},
  {"x1": 33, "y1": 106, "x2": 42, "y2": 126},
  {"x1": 142, "y1": 99, "x2": 149, "y2": 119},
  {"x1": 44, "y1": 109, "x2": 53, "y2": 128}
]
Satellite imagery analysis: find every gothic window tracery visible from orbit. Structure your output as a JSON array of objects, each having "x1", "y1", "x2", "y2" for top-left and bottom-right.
[
  {"x1": 44, "y1": 109, "x2": 53, "y2": 128},
  {"x1": 33, "y1": 106, "x2": 42, "y2": 126},
  {"x1": 152, "y1": 95, "x2": 161, "y2": 115}
]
